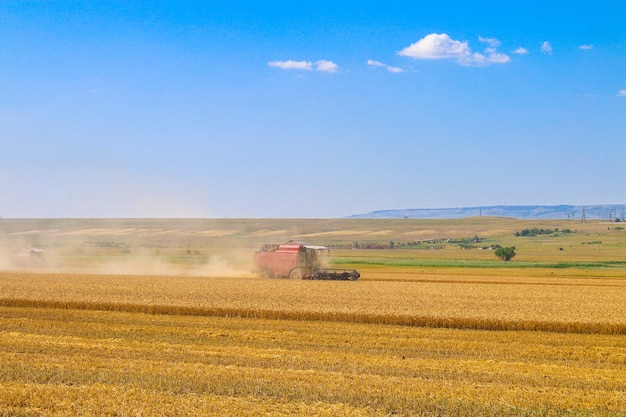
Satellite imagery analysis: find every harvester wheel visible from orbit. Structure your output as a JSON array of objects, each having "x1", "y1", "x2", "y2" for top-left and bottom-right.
[{"x1": 289, "y1": 268, "x2": 303, "y2": 280}]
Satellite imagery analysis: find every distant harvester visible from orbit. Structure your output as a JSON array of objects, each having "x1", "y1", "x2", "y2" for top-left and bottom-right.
[{"x1": 11, "y1": 249, "x2": 48, "y2": 267}]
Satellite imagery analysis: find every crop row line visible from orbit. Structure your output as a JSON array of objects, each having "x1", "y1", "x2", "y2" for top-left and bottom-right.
[{"x1": 1, "y1": 298, "x2": 624, "y2": 335}]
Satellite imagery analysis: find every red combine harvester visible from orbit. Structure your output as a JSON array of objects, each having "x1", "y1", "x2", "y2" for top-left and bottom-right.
[{"x1": 253, "y1": 240, "x2": 359, "y2": 280}]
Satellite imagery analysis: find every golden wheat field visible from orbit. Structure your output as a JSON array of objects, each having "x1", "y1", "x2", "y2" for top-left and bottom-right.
[{"x1": 1, "y1": 218, "x2": 625, "y2": 416}]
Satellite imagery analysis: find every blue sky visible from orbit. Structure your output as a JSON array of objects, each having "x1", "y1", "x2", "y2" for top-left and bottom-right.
[{"x1": 1, "y1": 1, "x2": 625, "y2": 218}]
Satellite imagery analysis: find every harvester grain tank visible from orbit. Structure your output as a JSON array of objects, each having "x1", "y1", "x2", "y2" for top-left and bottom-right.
[{"x1": 253, "y1": 240, "x2": 359, "y2": 280}]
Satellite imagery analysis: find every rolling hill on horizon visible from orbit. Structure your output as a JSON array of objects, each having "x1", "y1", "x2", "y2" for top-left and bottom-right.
[{"x1": 348, "y1": 205, "x2": 626, "y2": 220}]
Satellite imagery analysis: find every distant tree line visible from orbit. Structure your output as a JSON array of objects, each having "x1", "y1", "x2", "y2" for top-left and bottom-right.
[
  {"x1": 351, "y1": 240, "x2": 447, "y2": 249},
  {"x1": 515, "y1": 228, "x2": 571, "y2": 237},
  {"x1": 350, "y1": 235, "x2": 487, "y2": 250}
]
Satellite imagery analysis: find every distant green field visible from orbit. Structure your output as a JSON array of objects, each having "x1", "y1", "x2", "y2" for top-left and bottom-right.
[{"x1": 332, "y1": 257, "x2": 626, "y2": 269}]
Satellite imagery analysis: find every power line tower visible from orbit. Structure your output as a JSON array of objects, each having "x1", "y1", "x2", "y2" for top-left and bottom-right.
[{"x1": 581, "y1": 206, "x2": 587, "y2": 222}]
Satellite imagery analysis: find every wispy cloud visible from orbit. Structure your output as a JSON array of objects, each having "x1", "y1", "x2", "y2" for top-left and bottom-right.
[
  {"x1": 578, "y1": 44, "x2": 593, "y2": 50},
  {"x1": 478, "y1": 36, "x2": 501, "y2": 48},
  {"x1": 480, "y1": 48, "x2": 510, "y2": 64},
  {"x1": 367, "y1": 59, "x2": 404, "y2": 73},
  {"x1": 268, "y1": 60, "x2": 312, "y2": 70},
  {"x1": 268, "y1": 59, "x2": 339, "y2": 72},
  {"x1": 397, "y1": 33, "x2": 510, "y2": 66},
  {"x1": 512, "y1": 47, "x2": 529, "y2": 55},
  {"x1": 618, "y1": 90, "x2": 626, "y2": 97},
  {"x1": 541, "y1": 41, "x2": 553, "y2": 54}
]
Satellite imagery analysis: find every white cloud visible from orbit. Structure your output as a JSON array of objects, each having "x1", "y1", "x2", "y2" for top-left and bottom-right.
[
  {"x1": 398, "y1": 33, "x2": 470, "y2": 60},
  {"x1": 541, "y1": 41, "x2": 552, "y2": 54},
  {"x1": 268, "y1": 59, "x2": 339, "y2": 72},
  {"x1": 315, "y1": 60, "x2": 339, "y2": 72},
  {"x1": 397, "y1": 33, "x2": 510, "y2": 66},
  {"x1": 579, "y1": 44, "x2": 593, "y2": 50},
  {"x1": 268, "y1": 60, "x2": 312, "y2": 70},
  {"x1": 367, "y1": 59, "x2": 385, "y2": 68},
  {"x1": 386, "y1": 66, "x2": 405, "y2": 73},
  {"x1": 618, "y1": 90, "x2": 626, "y2": 97},
  {"x1": 512, "y1": 47, "x2": 529, "y2": 55},
  {"x1": 367, "y1": 59, "x2": 404, "y2": 73}
]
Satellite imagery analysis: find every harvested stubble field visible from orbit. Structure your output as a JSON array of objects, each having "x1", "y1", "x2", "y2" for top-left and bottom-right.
[{"x1": 1, "y1": 217, "x2": 625, "y2": 416}]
